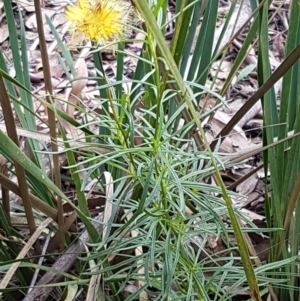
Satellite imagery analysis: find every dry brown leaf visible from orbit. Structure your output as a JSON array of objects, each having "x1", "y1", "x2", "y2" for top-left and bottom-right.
[
  {"x1": 236, "y1": 171, "x2": 258, "y2": 195},
  {"x1": 241, "y1": 208, "x2": 265, "y2": 222},
  {"x1": 25, "y1": 9, "x2": 56, "y2": 30},
  {"x1": 205, "y1": 111, "x2": 250, "y2": 153},
  {"x1": 207, "y1": 234, "x2": 218, "y2": 249},
  {"x1": 65, "y1": 58, "x2": 88, "y2": 137},
  {"x1": 50, "y1": 64, "x2": 65, "y2": 78},
  {"x1": 14, "y1": 0, "x2": 35, "y2": 12},
  {"x1": 211, "y1": 60, "x2": 236, "y2": 83},
  {"x1": 213, "y1": 0, "x2": 252, "y2": 52},
  {"x1": 0, "y1": 24, "x2": 9, "y2": 43},
  {"x1": 272, "y1": 33, "x2": 285, "y2": 60},
  {"x1": 51, "y1": 12, "x2": 68, "y2": 28},
  {"x1": 130, "y1": 32, "x2": 146, "y2": 49},
  {"x1": 223, "y1": 285, "x2": 251, "y2": 296}
]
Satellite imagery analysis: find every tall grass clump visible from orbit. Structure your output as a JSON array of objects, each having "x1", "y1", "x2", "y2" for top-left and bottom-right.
[{"x1": 0, "y1": 0, "x2": 300, "y2": 300}]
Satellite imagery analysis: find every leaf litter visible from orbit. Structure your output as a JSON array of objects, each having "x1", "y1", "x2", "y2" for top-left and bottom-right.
[{"x1": 0, "y1": 0, "x2": 291, "y2": 299}]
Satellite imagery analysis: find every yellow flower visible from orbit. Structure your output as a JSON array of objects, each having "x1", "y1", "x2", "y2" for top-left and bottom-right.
[{"x1": 65, "y1": 0, "x2": 132, "y2": 44}]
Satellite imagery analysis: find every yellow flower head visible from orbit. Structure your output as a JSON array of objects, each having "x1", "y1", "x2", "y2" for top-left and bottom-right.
[{"x1": 65, "y1": 0, "x2": 132, "y2": 44}]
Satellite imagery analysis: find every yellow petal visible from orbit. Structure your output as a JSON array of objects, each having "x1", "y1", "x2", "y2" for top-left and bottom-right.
[
  {"x1": 78, "y1": 0, "x2": 87, "y2": 9},
  {"x1": 65, "y1": 0, "x2": 133, "y2": 44}
]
